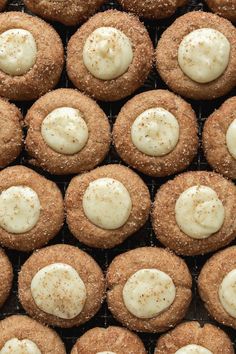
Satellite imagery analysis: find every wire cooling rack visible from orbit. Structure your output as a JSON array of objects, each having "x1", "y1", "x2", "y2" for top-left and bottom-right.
[{"x1": 0, "y1": 1, "x2": 236, "y2": 353}]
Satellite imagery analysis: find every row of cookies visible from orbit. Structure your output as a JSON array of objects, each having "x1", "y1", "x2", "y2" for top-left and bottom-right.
[
  {"x1": 1, "y1": 0, "x2": 235, "y2": 24},
  {"x1": 0, "y1": 164, "x2": 236, "y2": 254},
  {"x1": 3, "y1": 88, "x2": 236, "y2": 179},
  {"x1": 0, "y1": 10, "x2": 235, "y2": 101},
  {"x1": 0, "y1": 315, "x2": 234, "y2": 354},
  {"x1": 1, "y1": 245, "x2": 236, "y2": 343}
]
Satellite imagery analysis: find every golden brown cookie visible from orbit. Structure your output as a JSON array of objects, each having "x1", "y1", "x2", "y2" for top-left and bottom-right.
[
  {"x1": 0, "y1": 165, "x2": 64, "y2": 251},
  {"x1": 0, "y1": 98, "x2": 23, "y2": 168},
  {"x1": 0, "y1": 248, "x2": 12, "y2": 308},
  {"x1": 203, "y1": 96, "x2": 236, "y2": 180},
  {"x1": 71, "y1": 326, "x2": 147, "y2": 354},
  {"x1": 156, "y1": 11, "x2": 236, "y2": 100},
  {"x1": 117, "y1": 0, "x2": 187, "y2": 19},
  {"x1": 0, "y1": 11, "x2": 64, "y2": 101},
  {"x1": 155, "y1": 321, "x2": 234, "y2": 354},
  {"x1": 206, "y1": 0, "x2": 236, "y2": 22},
  {"x1": 198, "y1": 246, "x2": 236, "y2": 330},
  {"x1": 24, "y1": 0, "x2": 106, "y2": 26},
  {"x1": 0, "y1": 315, "x2": 66, "y2": 353},
  {"x1": 25, "y1": 88, "x2": 111, "y2": 175},
  {"x1": 106, "y1": 247, "x2": 192, "y2": 333},
  {"x1": 152, "y1": 171, "x2": 236, "y2": 256},
  {"x1": 0, "y1": 0, "x2": 6, "y2": 11},
  {"x1": 65, "y1": 164, "x2": 151, "y2": 248},
  {"x1": 113, "y1": 90, "x2": 198, "y2": 177},
  {"x1": 18, "y1": 244, "x2": 105, "y2": 328},
  {"x1": 67, "y1": 10, "x2": 154, "y2": 102}
]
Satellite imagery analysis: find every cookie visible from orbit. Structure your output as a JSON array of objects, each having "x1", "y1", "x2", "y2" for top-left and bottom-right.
[
  {"x1": 0, "y1": 315, "x2": 66, "y2": 353},
  {"x1": 206, "y1": 0, "x2": 236, "y2": 22},
  {"x1": 0, "y1": 11, "x2": 64, "y2": 101},
  {"x1": 117, "y1": 0, "x2": 187, "y2": 19},
  {"x1": 156, "y1": 11, "x2": 236, "y2": 100},
  {"x1": 0, "y1": 165, "x2": 64, "y2": 251},
  {"x1": 203, "y1": 96, "x2": 236, "y2": 180},
  {"x1": 155, "y1": 321, "x2": 234, "y2": 354},
  {"x1": 113, "y1": 90, "x2": 198, "y2": 177},
  {"x1": 65, "y1": 164, "x2": 151, "y2": 248},
  {"x1": 106, "y1": 247, "x2": 192, "y2": 333},
  {"x1": 0, "y1": 0, "x2": 6, "y2": 11},
  {"x1": 18, "y1": 244, "x2": 105, "y2": 328},
  {"x1": 152, "y1": 171, "x2": 236, "y2": 256},
  {"x1": 0, "y1": 248, "x2": 12, "y2": 308},
  {"x1": 67, "y1": 10, "x2": 154, "y2": 101},
  {"x1": 0, "y1": 98, "x2": 23, "y2": 168},
  {"x1": 198, "y1": 246, "x2": 236, "y2": 330},
  {"x1": 25, "y1": 88, "x2": 111, "y2": 175},
  {"x1": 24, "y1": 0, "x2": 106, "y2": 26},
  {"x1": 71, "y1": 326, "x2": 146, "y2": 354}
]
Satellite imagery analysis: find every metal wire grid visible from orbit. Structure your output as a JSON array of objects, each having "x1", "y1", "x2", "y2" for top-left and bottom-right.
[{"x1": 0, "y1": 0, "x2": 236, "y2": 353}]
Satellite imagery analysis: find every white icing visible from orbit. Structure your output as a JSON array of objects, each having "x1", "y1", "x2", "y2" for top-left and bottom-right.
[
  {"x1": 175, "y1": 185, "x2": 225, "y2": 239},
  {"x1": 82, "y1": 177, "x2": 132, "y2": 230},
  {"x1": 0, "y1": 186, "x2": 41, "y2": 234},
  {"x1": 83, "y1": 27, "x2": 133, "y2": 80},
  {"x1": 226, "y1": 119, "x2": 236, "y2": 159},
  {"x1": 175, "y1": 344, "x2": 213, "y2": 354},
  {"x1": 0, "y1": 338, "x2": 41, "y2": 354},
  {"x1": 122, "y1": 269, "x2": 176, "y2": 319},
  {"x1": 178, "y1": 28, "x2": 230, "y2": 83},
  {"x1": 131, "y1": 107, "x2": 179, "y2": 156},
  {"x1": 97, "y1": 352, "x2": 116, "y2": 354},
  {"x1": 41, "y1": 107, "x2": 88, "y2": 155},
  {"x1": 0, "y1": 29, "x2": 37, "y2": 76},
  {"x1": 219, "y1": 269, "x2": 236, "y2": 318},
  {"x1": 31, "y1": 263, "x2": 86, "y2": 320}
]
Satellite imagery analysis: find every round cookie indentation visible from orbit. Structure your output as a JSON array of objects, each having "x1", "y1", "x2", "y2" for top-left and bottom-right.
[
  {"x1": 31, "y1": 263, "x2": 87, "y2": 320},
  {"x1": 41, "y1": 107, "x2": 88, "y2": 155},
  {"x1": 175, "y1": 345, "x2": 213, "y2": 354},
  {"x1": 0, "y1": 338, "x2": 41, "y2": 354},
  {"x1": 83, "y1": 27, "x2": 133, "y2": 80},
  {"x1": 219, "y1": 269, "x2": 236, "y2": 318},
  {"x1": 175, "y1": 185, "x2": 225, "y2": 239},
  {"x1": 226, "y1": 118, "x2": 236, "y2": 159},
  {"x1": 82, "y1": 178, "x2": 132, "y2": 230},
  {"x1": 0, "y1": 29, "x2": 37, "y2": 76},
  {"x1": 19, "y1": 244, "x2": 105, "y2": 328},
  {"x1": 65, "y1": 164, "x2": 151, "y2": 248},
  {"x1": 0, "y1": 186, "x2": 41, "y2": 234},
  {"x1": 178, "y1": 28, "x2": 230, "y2": 84},
  {"x1": 152, "y1": 171, "x2": 236, "y2": 256},
  {"x1": 131, "y1": 108, "x2": 179, "y2": 157},
  {"x1": 123, "y1": 269, "x2": 176, "y2": 319},
  {"x1": 106, "y1": 247, "x2": 192, "y2": 332}
]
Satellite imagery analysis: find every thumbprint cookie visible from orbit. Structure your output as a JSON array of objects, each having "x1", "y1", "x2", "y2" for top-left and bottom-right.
[
  {"x1": 117, "y1": 0, "x2": 187, "y2": 19},
  {"x1": 155, "y1": 321, "x2": 234, "y2": 354},
  {"x1": 0, "y1": 248, "x2": 12, "y2": 309},
  {"x1": 25, "y1": 89, "x2": 111, "y2": 175},
  {"x1": 156, "y1": 11, "x2": 236, "y2": 100},
  {"x1": 18, "y1": 244, "x2": 105, "y2": 328},
  {"x1": 0, "y1": 315, "x2": 66, "y2": 353},
  {"x1": 24, "y1": 0, "x2": 106, "y2": 26},
  {"x1": 152, "y1": 171, "x2": 236, "y2": 256},
  {"x1": 0, "y1": 0, "x2": 6, "y2": 11},
  {"x1": 67, "y1": 10, "x2": 154, "y2": 102},
  {"x1": 113, "y1": 90, "x2": 198, "y2": 177},
  {"x1": 0, "y1": 165, "x2": 64, "y2": 251},
  {"x1": 198, "y1": 246, "x2": 236, "y2": 330},
  {"x1": 203, "y1": 96, "x2": 236, "y2": 180},
  {"x1": 0, "y1": 12, "x2": 64, "y2": 101},
  {"x1": 65, "y1": 164, "x2": 151, "y2": 248},
  {"x1": 206, "y1": 1, "x2": 236, "y2": 22},
  {"x1": 0, "y1": 98, "x2": 23, "y2": 168},
  {"x1": 71, "y1": 326, "x2": 146, "y2": 354},
  {"x1": 106, "y1": 247, "x2": 192, "y2": 333}
]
